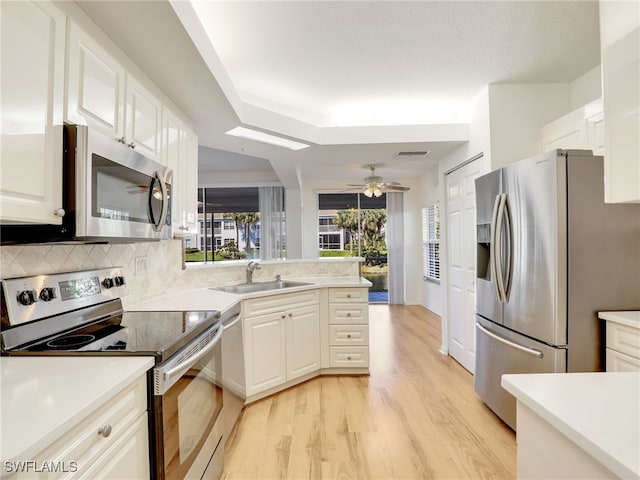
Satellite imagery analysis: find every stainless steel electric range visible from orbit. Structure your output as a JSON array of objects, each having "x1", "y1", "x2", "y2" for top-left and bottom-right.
[{"x1": 0, "y1": 267, "x2": 230, "y2": 480}]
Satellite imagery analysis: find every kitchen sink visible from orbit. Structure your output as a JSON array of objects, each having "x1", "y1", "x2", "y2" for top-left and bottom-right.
[{"x1": 210, "y1": 280, "x2": 310, "y2": 294}]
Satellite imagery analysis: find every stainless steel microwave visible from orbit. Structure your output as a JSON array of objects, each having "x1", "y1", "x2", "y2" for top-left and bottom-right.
[{"x1": 0, "y1": 124, "x2": 172, "y2": 244}]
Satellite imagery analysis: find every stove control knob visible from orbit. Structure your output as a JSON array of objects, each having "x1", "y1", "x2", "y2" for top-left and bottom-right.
[
  {"x1": 101, "y1": 278, "x2": 115, "y2": 289},
  {"x1": 39, "y1": 287, "x2": 56, "y2": 302},
  {"x1": 17, "y1": 290, "x2": 37, "y2": 306},
  {"x1": 114, "y1": 276, "x2": 125, "y2": 287}
]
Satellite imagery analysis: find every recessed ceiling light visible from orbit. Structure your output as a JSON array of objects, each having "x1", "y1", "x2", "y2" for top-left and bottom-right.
[{"x1": 225, "y1": 126, "x2": 310, "y2": 151}]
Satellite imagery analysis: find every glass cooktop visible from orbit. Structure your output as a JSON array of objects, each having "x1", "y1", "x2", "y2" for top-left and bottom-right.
[{"x1": 18, "y1": 310, "x2": 221, "y2": 363}]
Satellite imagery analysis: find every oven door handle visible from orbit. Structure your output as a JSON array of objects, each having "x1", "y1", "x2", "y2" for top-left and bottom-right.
[{"x1": 159, "y1": 325, "x2": 223, "y2": 389}]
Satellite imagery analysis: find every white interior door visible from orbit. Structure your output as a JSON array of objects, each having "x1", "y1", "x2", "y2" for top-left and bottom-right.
[{"x1": 446, "y1": 158, "x2": 483, "y2": 373}]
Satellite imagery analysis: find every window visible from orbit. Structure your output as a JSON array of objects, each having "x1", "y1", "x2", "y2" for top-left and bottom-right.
[
  {"x1": 422, "y1": 203, "x2": 440, "y2": 282},
  {"x1": 187, "y1": 187, "x2": 285, "y2": 263}
]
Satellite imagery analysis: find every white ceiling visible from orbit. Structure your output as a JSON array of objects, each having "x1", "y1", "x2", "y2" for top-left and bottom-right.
[{"x1": 76, "y1": 0, "x2": 601, "y2": 189}]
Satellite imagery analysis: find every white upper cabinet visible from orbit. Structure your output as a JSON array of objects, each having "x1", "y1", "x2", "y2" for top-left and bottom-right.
[
  {"x1": 163, "y1": 108, "x2": 198, "y2": 236},
  {"x1": 537, "y1": 99, "x2": 604, "y2": 156},
  {"x1": 0, "y1": 1, "x2": 66, "y2": 224},
  {"x1": 126, "y1": 75, "x2": 163, "y2": 163},
  {"x1": 67, "y1": 20, "x2": 163, "y2": 164},
  {"x1": 599, "y1": 0, "x2": 640, "y2": 203},
  {"x1": 66, "y1": 20, "x2": 125, "y2": 140}
]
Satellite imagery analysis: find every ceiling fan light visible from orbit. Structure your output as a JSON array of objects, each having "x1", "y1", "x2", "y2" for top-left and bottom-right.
[
  {"x1": 373, "y1": 187, "x2": 382, "y2": 197},
  {"x1": 364, "y1": 186, "x2": 374, "y2": 197}
]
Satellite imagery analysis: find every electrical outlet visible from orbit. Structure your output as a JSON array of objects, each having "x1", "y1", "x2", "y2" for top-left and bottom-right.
[
  {"x1": 318, "y1": 266, "x2": 328, "y2": 274},
  {"x1": 134, "y1": 256, "x2": 148, "y2": 276}
]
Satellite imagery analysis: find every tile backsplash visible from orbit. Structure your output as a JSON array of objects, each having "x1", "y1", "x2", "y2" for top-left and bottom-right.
[{"x1": 0, "y1": 240, "x2": 361, "y2": 306}]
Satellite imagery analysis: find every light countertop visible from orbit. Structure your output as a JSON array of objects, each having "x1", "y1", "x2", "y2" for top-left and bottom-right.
[
  {"x1": 599, "y1": 311, "x2": 640, "y2": 329},
  {"x1": 128, "y1": 276, "x2": 370, "y2": 312},
  {"x1": 502, "y1": 372, "x2": 640, "y2": 479},
  {"x1": 0, "y1": 356, "x2": 153, "y2": 464}
]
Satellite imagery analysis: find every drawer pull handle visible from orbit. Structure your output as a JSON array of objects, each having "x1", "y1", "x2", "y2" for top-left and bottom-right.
[
  {"x1": 347, "y1": 334, "x2": 352, "y2": 338},
  {"x1": 347, "y1": 356, "x2": 352, "y2": 360},
  {"x1": 346, "y1": 294, "x2": 352, "y2": 298},
  {"x1": 281, "y1": 314, "x2": 286, "y2": 319},
  {"x1": 98, "y1": 425, "x2": 112, "y2": 438},
  {"x1": 347, "y1": 312, "x2": 351, "y2": 317},
  {"x1": 288, "y1": 313, "x2": 293, "y2": 317}
]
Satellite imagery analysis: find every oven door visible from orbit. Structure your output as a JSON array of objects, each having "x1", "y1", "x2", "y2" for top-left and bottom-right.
[
  {"x1": 152, "y1": 324, "x2": 224, "y2": 480},
  {"x1": 72, "y1": 124, "x2": 172, "y2": 240}
]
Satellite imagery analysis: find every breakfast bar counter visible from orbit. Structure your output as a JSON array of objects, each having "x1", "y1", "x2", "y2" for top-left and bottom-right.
[{"x1": 502, "y1": 372, "x2": 640, "y2": 479}]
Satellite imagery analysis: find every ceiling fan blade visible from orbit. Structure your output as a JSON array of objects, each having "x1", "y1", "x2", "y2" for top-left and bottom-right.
[
  {"x1": 381, "y1": 185, "x2": 410, "y2": 191},
  {"x1": 346, "y1": 184, "x2": 367, "y2": 187},
  {"x1": 382, "y1": 181, "x2": 401, "y2": 186}
]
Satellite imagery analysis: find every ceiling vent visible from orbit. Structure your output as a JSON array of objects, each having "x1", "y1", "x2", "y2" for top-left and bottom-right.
[{"x1": 396, "y1": 150, "x2": 430, "y2": 157}]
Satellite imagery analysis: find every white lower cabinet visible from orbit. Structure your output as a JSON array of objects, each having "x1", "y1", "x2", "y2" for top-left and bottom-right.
[
  {"x1": 17, "y1": 376, "x2": 149, "y2": 479},
  {"x1": 244, "y1": 311, "x2": 287, "y2": 395},
  {"x1": 328, "y1": 287, "x2": 370, "y2": 369},
  {"x1": 244, "y1": 291, "x2": 320, "y2": 398},
  {"x1": 286, "y1": 305, "x2": 321, "y2": 379},
  {"x1": 604, "y1": 317, "x2": 640, "y2": 372}
]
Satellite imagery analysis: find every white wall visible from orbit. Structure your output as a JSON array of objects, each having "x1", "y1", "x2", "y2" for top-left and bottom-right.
[
  {"x1": 570, "y1": 65, "x2": 602, "y2": 109},
  {"x1": 488, "y1": 83, "x2": 571, "y2": 169}
]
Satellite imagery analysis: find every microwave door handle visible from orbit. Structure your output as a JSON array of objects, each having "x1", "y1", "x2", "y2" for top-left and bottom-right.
[
  {"x1": 162, "y1": 325, "x2": 223, "y2": 383},
  {"x1": 489, "y1": 195, "x2": 502, "y2": 302},
  {"x1": 152, "y1": 172, "x2": 169, "y2": 232}
]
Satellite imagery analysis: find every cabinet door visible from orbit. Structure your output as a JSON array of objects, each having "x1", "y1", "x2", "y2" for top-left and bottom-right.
[
  {"x1": 244, "y1": 313, "x2": 286, "y2": 396},
  {"x1": 126, "y1": 75, "x2": 162, "y2": 163},
  {"x1": 66, "y1": 20, "x2": 125, "y2": 140},
  {"x1": 183, "y1": 129, "x2": 199, "y2": 236},
  {"x1": 600, "y1": 1, "x2": 640, "y2": 203},
  {"x1": 163, "y1": 108, "x2": 188, "y2": 236},
  {"x1": 286, "y1": 305, "x2": 320, "y2": 380},
  {"x1": 0, "y1": 1, "x2": 65, "y2": 224},
  {"x1": 82, "y1": 414, "x2": 150, "y2": 480},
  {"x1": 164, "y1": 109, "x2": 198, "y2": 238}
]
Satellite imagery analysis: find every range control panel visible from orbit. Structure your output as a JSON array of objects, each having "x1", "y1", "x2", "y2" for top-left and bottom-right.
[{"x1": 2, "y1": 268, "x2": 128, "y2": 327}]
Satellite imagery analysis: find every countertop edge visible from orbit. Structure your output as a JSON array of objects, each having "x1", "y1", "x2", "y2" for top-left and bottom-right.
[
  {"x1": 598, "y1": 311, "x2": 640, "y2": 329},
  {"x1": 1, "y1": 357, "x2": 154, "y2": 464},
  {"x1": 501, "y1": 373, "x2": 640, "y2": 479}
]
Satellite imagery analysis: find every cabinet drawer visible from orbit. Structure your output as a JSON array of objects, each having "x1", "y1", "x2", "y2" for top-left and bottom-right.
[
  {"x1": 606, "y1": 322, "x2": 640, "y2": 360},
  {"x1": 606, "y1": 348, "x2": 640, "y2": 372},
  {"x1": 329, "y1": 346, "x2": 369, "y2": 367},
  {"x1": 329, "y1": 303, "x2": 368, "y2": 324},
  {"x1": 243, "y1": 290, "x2": 319, "y2": 317},
  {"x1": 32, "y1": 376, "x2": 147, "y2": 478},
  {"x1": 329, "y1": 325, "x2": 368, "y2": 346},
  {"x1": 328, "y1": 287, "x2": 368, "y2": 303}
]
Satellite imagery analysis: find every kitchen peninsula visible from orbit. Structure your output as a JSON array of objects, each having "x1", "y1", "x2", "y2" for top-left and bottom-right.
[{"x1": 502, "y1": 372, "x2": 640, "y2": 479}]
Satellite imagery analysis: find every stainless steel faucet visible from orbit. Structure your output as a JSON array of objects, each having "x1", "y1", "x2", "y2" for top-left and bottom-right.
[{"x1": 246, "y1": 261, "x2": 261, "y2": 283}]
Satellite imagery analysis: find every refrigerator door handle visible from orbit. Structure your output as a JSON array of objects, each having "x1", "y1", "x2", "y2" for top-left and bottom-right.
[
  {"x1": 494, "y1": 194, "x2": 508, "y2": 302},
  {"x1": 476, "y1": 322, "x2": 544, "y2": 358},
  {"x1": 490, "y1": 194, "x2": 503, "y2": 302},
  {"x1": 502, "y1": 194, "x2": 514, "y2": 301}
]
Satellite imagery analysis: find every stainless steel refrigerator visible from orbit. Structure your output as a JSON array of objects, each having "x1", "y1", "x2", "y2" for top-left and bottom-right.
[{"x1": 473, "y1": 149, "x2": 640, "y2": 430}]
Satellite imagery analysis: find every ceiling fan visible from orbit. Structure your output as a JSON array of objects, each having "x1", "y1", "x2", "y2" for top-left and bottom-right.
[{"x1": 346, "y1": 164, "x2": 410, "y2": 197}]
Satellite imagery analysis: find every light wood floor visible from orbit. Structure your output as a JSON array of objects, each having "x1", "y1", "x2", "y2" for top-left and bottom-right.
[{"x1": 223, "y1": 305, "x2": 516, "y2": 479}]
